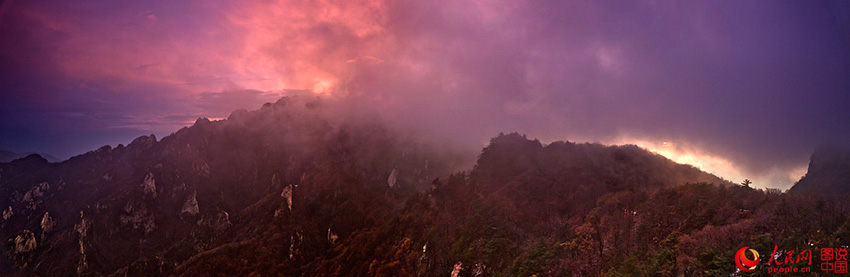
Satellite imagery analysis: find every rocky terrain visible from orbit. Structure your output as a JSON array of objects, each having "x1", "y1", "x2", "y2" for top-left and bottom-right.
[
  {"x1": 0, "y1": 97, "x2": 462, "y2": 275},
  {"x1": 1, "y1": 96, "x2": 847, "y2": 276},
  {"x1": 788, "y1": 144, "x2": 850, "y2": 199}
]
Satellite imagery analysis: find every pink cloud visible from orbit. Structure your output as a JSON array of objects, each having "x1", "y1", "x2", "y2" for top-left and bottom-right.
[{"x1": 1, "y1": 0, "x2": 848, "y2": 187}]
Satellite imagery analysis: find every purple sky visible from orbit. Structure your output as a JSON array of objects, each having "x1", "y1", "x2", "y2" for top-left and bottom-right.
[{"x1": 1, "y1": 0, "x2": 849, "y2": 189}]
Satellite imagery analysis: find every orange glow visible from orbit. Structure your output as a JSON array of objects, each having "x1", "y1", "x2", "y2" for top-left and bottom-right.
[
  {"x1": 26, "y1": 0, "x2": 391, "y2": 96},
  {"x1": 225, "y1": 0, "x2": 390, "y2": 93},
  {"x1": 610, "y1": 137, "x2": 806, "y2": 189}
]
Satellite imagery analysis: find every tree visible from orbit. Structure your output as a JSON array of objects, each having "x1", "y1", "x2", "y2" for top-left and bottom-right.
[{"x1": 741, "y1": 179, "x2": 752, "y2": 188}]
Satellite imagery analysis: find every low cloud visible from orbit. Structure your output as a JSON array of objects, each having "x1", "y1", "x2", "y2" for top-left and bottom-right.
[{"x1": 1, "y1": 0, "x2": 849, "y2": 188}]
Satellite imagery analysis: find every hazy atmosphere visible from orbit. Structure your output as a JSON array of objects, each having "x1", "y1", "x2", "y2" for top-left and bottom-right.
[{"x1": 2, "y1": 0, "x2": 850, "y2": 189}]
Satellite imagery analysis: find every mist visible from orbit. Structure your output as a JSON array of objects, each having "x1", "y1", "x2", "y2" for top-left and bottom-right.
[{"x1": 2, "y1": 0, "x2": 850, "y2": 189}]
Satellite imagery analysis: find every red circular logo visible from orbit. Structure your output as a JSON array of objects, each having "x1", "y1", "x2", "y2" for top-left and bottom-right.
[{"x1": 735, "y1": 247, "x2": 760, "y2": 271}]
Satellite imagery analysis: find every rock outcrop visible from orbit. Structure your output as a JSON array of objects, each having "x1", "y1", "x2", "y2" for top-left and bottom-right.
[
  {"x1": 2, "y1": 206, "x2": 12, "y2": 221},
  {"x1": 289, "y1": 231, "x2": 303, "y2": 260},
  {"x1": 40, "y1": 212, "x2": 55, "y2": 233},
  {"x1": 327, "y1": 228, "x2": 338, "y2": 245},
  {"x1": 120, "y1": 201, "x2": 155, "y2": 233},
  {"x1": 199, "y1": 210, "x2": 231, "y2": 232},
  {"x1": 387, "y1": 168, "x2": 399, "y2": 187},
  {"x1": 8, "y1": 230, "x2": 37, "y2": 268},
  {"x1": 451, "y1": 262, "x2": 463, "y2": 277},
  {"x1": 281, "y1": 184, "x2": 293, "y2": 211},
  {"x1": 141, "y1": 173, "x2": 156, "y2": 198},
  {"x1": 75, "y1": 211, "x2": 89, "y2": 274},
  {"x1": 172, "y1": 183, "x2": 187, "y2": 199},
  {"x1": 181, "y1": 191, "x2": 200, "y2": 216},
  {"x1": 13, "y1": 230, "x2": 37, "y2": 254},
  {"x1": 22, "y1": 182, "x2": 50, "y2": 210},
  {"x1": 129, "y1": 134, "x2": 157, "y2": 149}
]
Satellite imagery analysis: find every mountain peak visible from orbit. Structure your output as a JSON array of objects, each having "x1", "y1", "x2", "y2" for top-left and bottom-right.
[
  {"x1": 12, "y1": 153, "x2": 49, "y2": 164},
  {"x1": 0, "y1": 98, "x2": 811, "y2": 276},
  {"x1": 0, "y1": 150, "x2": 60, "y2": 163},
  {"x1": 789, "y1": 144, "x2": 850, "y2": 198},
  {"x1": 129, "y1": 134, "x2": 157, "y2": 148}
]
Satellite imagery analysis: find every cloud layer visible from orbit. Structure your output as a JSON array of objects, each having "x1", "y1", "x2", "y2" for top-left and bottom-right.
[{"x1": 1, "y1": 0, "x2": 849, "y2": 188}]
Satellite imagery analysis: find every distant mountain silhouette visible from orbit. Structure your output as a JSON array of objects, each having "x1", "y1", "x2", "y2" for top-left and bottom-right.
[
  {"x1": 0, "y1": 151, "x2": 60, "y2": 163},
  {"x1": 788, "y1": 144, "x2": 850, "y2": 199},
  {"x1": 0, "y1": 97, "x2": 847, "y2": 276}
]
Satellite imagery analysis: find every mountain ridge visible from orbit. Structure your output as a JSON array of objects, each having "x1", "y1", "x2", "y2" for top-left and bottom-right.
[
  {"x1": 0, "y1": 96, "x2": 845, "y2": 276},
  {"x1": 0, "y1": 151, "x2": 60, "y2": 163},
  {"x1": 788, "y1": 144, "x2": 850, "y2": 198}
]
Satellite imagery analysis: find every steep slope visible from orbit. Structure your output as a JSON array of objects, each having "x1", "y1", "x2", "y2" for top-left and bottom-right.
[
  {"x1": 1, "y1": 97, "x2": 795, "y2": 276},
  {"x1": 0, "y1": 97, "x2": 457, "y2": 275},
  {"x1": 470, "y1": 133, "x2": 732, "y2": 220},
  {"x1": 167, "y1": 133, "x2": 739, "y2": 276},
  {"x1": 788, "y1": 144, "x2": 850, "y2": 199}
]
